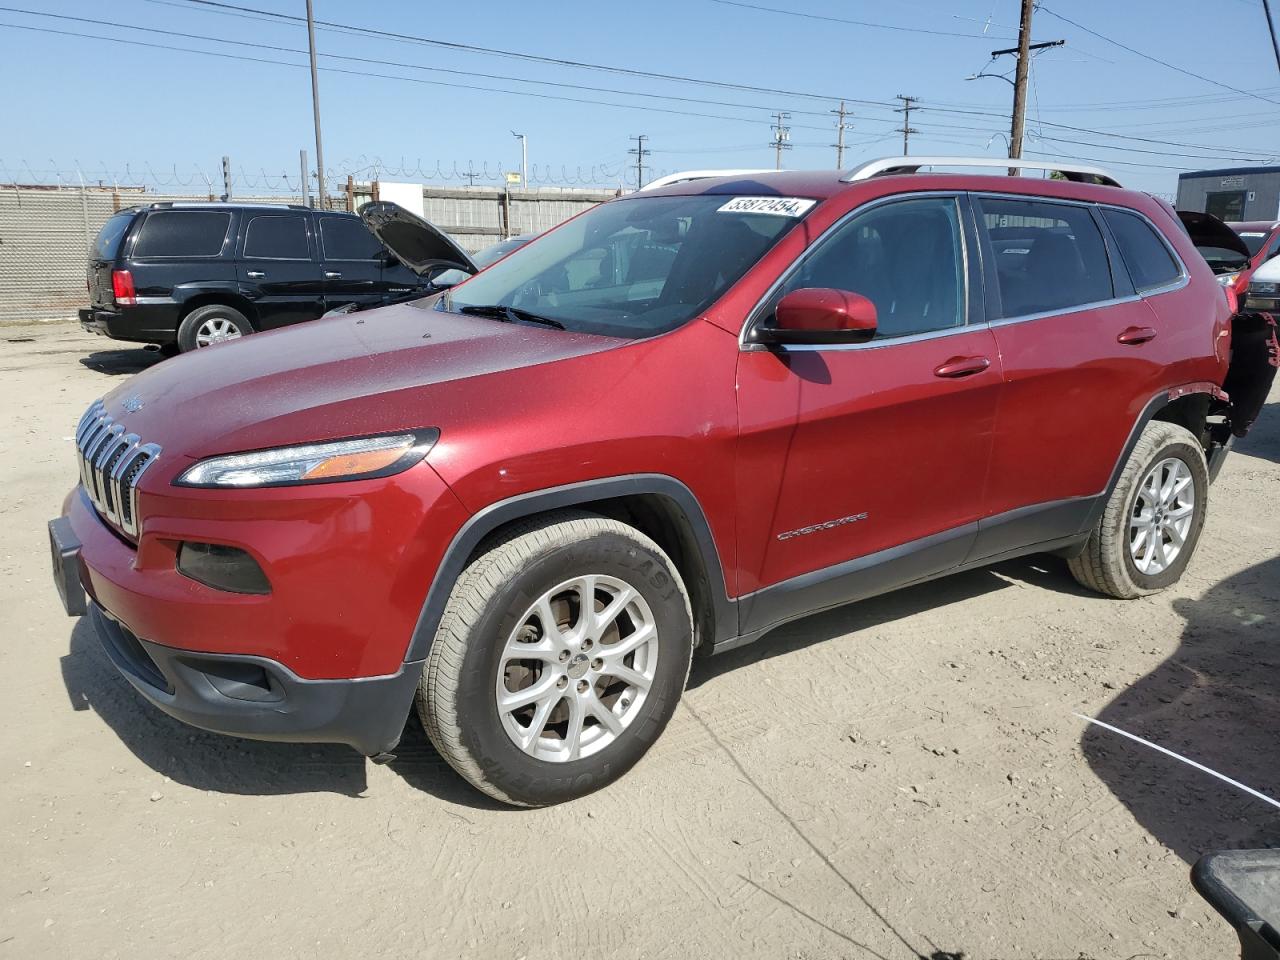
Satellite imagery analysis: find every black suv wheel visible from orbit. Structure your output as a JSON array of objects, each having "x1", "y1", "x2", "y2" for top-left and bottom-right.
[{"x1": 177, "y1": 304, "x2": 253, "y2": 352}]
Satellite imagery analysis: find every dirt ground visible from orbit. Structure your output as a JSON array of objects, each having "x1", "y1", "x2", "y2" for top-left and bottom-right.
[{"x1": 2, "y1": 322, "x2": 1278, "y2": 960}]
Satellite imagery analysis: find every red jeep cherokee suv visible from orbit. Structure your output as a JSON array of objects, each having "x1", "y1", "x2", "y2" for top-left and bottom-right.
[{"x1": 50, "y1": 158, "x2": 1266, "y2": 806}]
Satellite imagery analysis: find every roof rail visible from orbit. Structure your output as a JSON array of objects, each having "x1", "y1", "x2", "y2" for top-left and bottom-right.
[
  {"x1": 639, "y1": 169, "x2": 779, "y2": 192},
  {"x1": 147, "y1": 201, "x2": 314, "y2": 211},
  {"x1": 841, "y1": 156, "x2": 1121, "y2": 187}
]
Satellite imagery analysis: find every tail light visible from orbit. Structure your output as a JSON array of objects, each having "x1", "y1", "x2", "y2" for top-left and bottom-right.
[{"x1": 111, "y1": 269, "x2": 136, "y2": 306}]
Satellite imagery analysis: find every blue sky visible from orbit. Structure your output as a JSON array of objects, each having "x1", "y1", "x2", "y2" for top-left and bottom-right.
[{"x1": 2, "y1": 0, "x2": 1278, "y2": 197}]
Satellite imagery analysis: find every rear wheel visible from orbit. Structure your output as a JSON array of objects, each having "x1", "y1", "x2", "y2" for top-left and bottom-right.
[
  {"x1": 177, "y1": 304, "x2": 252, "y2": 352},
  {"x1": 419, "y1": 512, "x2": 693, "y2": 806},
  {"x1": 1069, "y1": 421, "x2": 1209, "y2": 599}
]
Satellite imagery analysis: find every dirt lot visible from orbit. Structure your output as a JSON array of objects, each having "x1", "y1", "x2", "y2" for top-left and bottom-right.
[{"x1": 2, "y1": 322, "x2": 1278, "y2": 960}]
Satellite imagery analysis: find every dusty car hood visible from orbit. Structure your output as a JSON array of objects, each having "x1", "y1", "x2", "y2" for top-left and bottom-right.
[{"x1": 99, "y1": 300, "x2": 624, "y2": 460}]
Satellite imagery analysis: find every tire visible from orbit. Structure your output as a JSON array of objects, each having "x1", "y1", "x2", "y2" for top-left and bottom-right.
[
  {"x1": 1069, "y1": 421, "x2": 1209, "y2": 599},
  {"x1": 419, "y1": 511, "x2": 694, "y2": 806},
  {"x1": 176, "y1": 304, "x2": 253, "y2": 352}
]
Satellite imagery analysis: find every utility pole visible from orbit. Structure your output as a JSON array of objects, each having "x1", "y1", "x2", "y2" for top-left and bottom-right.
[
  {"x1": 628, "y1": 134, "x2": 650, "y2": 191},
  {"x1": 770, "y1": 112, "x2": 792, "y2": 170},
  {"x1": 299, "y1": 148, "x2": 309, "y2": 207},
  {"x1": 511, "y1": 132, "x2": 527, "y2": 191},
  {"x1": 831, "y1": 100, "x2": 851, "y2": 169},
  {"x1": 894, "y1": 95, "x2": 919, "y2": 156},
  {"x1": 305, "y1": 0, "x2": 327, "y2": 208},
  {"x1": 220, "y1": 155, "x2": 232, "y2": 202},
  {"x1": 989, "y1": 0, "x2": 1064, "y2": 172},
  {"x1": 465, "y1": 162, "x2": 478, "y2": 187}
]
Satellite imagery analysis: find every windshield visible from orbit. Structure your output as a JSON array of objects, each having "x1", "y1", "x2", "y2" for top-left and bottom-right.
[
  {"x1": 442, "y1": 194, "x2": 810, "y2": 338},
  {"x1": 92, "y1": 211, "x2": 134, "y2": 261}
]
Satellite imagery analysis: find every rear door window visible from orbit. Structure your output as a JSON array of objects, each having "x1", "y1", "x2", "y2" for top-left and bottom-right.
[
  {"x1": 132, "y1": 210, "x2": 231, "y2": 258},
  {"x1": 243, "y1": 214, "x2": 311, "y2": 260},
  {"x1": 975, "y1": 197, "x2": 1113, "y2": 319},
  {"x1": 320, "y1": 216, "x2": 383, "y2": 260},
  {"x1": 1101, "y1": 208, "x2": 1182, "y2": 292}
]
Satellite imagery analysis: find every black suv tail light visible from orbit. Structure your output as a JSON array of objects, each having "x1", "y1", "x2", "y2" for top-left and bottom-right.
[{"x1": 111, "y1": 269, "x2": 136, "y2": 306}]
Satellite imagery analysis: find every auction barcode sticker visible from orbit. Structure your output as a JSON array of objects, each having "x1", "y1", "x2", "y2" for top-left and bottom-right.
[{"x1": 717, "y1": 196, "x2": 816, "y2": 217}]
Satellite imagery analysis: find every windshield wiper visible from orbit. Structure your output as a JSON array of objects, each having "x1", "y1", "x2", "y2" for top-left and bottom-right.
[{"x1": 457, "y1": 303, "x2": 565, "y2": 329}]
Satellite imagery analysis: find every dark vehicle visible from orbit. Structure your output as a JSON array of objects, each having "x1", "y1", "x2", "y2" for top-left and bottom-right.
[{"x1": 79, "y1": 202, "x2": 439, "y2": 353}]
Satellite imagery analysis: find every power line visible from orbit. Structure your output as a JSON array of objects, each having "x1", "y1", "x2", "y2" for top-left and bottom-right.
[
  {"x1": 165, "y1": 0, "x2": 898, "y2": 108},
  {"x1": 1037, "y1": 4, "x2": 1280, "y2": 107},
  {"x1": 706, "y1": 0, "x2": 1018, "y2": 41}
]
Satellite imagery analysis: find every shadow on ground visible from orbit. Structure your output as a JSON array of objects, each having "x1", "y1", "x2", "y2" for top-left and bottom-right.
[
  {"x1": 59, "y1": 617, "x2": 502, "y2": 807},
  {"x1": 1082, "y1": 555, "x2": 1280, "y2": 864},
  {"x1": 1235, "y1": 400, "x2": 1280, "y2": 465},
  {"x1": 78, "y1": 346, "x2": 164, "y2": 377}
]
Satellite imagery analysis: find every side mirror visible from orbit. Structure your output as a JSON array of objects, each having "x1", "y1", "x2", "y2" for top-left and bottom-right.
[{"x1": 750, "y1": 287, "x2": 878, "y2": 346}]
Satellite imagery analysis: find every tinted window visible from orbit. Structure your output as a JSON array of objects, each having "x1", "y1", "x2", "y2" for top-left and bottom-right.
[
  {"x1": 1103, "y1": 209, "x2": 1181, "y2": 292},
  {"x1": 244, "y1": 215, "x2": 309, "y2": 259},
  {"x1": 1239, "y1": 231, "x2": 1269, "y2": 257},
  {"x1": 320, "y1": 216, "x2": 383, "y2": 260},
  {"x1": 92, "y1": 211, "x2": 134, "y2": 260},
  {"x1": 446, "y1": 194, "x2": 803, "y2": 339},
  {"x1": 978, "y1": 198, "x2": 1113, "y2": 318},
  {"x1": 132, "y1": 211, "x2": 230, "y2": 258},
  {"x1": 776, "y1": 196, "x2": 965, "y2": 339}
]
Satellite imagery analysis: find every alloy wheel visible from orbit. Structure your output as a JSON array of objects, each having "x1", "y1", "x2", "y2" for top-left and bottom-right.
[
  {"x1": 1129, "y1": 457, "x2": 1196, "y2": 576},
  {"x1": 496, "y1": 575, "x2": 658, "y2": 763},
  {"x1": 194, "y1": 317, "x2": 242, "y2": 348}
]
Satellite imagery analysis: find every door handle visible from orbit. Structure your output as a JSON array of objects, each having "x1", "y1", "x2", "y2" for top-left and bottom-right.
[
  {"x1": 246, "y1": 270, "x2": 265, "y2": 279},
  {"x1": 933, "y1": 355, "x2": 991, "y2": 379},
  {"x1": 324, "y1": 271, "x2": 342, "y2": 279},
  {"x1": 1117, "y1": 326, "x2": 1157, "y2": 345}
]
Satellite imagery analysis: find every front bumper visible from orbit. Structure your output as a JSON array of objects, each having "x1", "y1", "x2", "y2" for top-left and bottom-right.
[{"x1": 88, "y1": 603, "x2": 420, "y2": 756}]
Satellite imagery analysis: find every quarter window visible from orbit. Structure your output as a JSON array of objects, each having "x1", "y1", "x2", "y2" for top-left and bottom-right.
[
  {"x1": 320, "y1": 216, "x2": 383, "y2": 260},
  {"x1": 775, "y1": 196, "x2": 966, "y2": 339},
  {"x1": 244, "y1": 215, "x2": 310, "y2": 260},
  {"x1": 976, "y1": 198, "x2": 1113, "y2": 319},
  {"x1": 1101, "y1": 208, "x2": 1181, "y2": 292},
  {"x1": 132, "y1": 211, "x2": 231, "y2": 258}
]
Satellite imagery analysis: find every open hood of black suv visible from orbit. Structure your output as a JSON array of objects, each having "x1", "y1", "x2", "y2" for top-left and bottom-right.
[
  {"x1": 358, "y1": 201, "x2": 477, "y2": 277},
  {"x1": 1177, "y1": 210, "x2": 1252, "y2": 260}
]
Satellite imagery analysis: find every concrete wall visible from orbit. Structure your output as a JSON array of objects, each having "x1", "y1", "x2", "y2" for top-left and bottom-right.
[
  {"x1": 0, "y1": 183, "x2": 617, "y2": 322},
  {"x1": 1176, "y1": 168, "x2": 1280, "y2": 222}
]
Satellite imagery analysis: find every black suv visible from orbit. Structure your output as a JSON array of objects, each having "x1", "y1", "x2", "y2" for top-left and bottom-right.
[{"x1": 80, "y1": 203, "x2": 440, "y2": 353}]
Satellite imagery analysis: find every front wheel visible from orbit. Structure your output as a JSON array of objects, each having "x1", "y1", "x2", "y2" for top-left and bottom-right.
[
  {"x1": 1069, "y1": 421, "x2": 1209, "y2": 599},
  {"x1": 420, "y1": 512, "x2": 693, "y2": 806}
]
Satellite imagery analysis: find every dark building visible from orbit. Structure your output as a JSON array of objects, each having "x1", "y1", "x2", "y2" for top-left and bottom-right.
[{"x1": 1176, "y1": 166, "x2": 1280, "y2": 222}]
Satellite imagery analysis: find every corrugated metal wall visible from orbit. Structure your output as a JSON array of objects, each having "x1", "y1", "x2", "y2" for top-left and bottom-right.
[{"x1": 0, "y1": 184, "x2": 616, "y2": 322}]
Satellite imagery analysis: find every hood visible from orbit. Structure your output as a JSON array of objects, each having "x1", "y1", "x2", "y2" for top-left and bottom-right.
[
  {"x1": 1177, "y1": 210, "x2": 1252, "y2": 260},
  {"x1": 100, "y1": 299, "x2": 623, "y2": 461},
  {"x1": 359, "y1": 201, "x2": 476, "y2": 277}
]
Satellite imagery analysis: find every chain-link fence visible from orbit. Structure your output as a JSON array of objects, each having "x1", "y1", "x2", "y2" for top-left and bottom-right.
[{"x1": 0, "y1": 182, "x2": 617, "y2": 323}]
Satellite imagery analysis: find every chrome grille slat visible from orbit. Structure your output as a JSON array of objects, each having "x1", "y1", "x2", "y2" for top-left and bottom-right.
[{"x1": 73, "y1": 400, "x2": 160, "y2": 540}]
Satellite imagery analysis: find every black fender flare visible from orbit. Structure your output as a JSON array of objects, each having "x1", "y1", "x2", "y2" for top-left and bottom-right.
[
  {"x1": 402, "y1": 474, "x2": 736, "y2": 663},
  {"x1": 1083, "y1": 384, "x2": 1224, "y2": 533}
]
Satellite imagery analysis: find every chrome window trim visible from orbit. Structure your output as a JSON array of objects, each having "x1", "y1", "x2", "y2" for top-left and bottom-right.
[{"x1": 738, "y1": 190, "x2": 972, "y2": 353}]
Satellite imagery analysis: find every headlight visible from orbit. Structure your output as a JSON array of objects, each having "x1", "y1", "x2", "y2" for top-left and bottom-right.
[
  {"x1": 1216, "y1": 272, "x2": 1240, "y2": 287},
  {"x1": 175, "y1": 429, "x2": 439, "y2": 488},
  {"x1": 1250, "y1": 281, "x2": 1279, "y2": 296}
]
